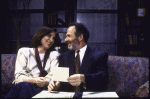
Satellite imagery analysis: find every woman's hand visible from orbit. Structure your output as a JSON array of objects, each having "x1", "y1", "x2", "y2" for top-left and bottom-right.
[
  {"x1": 12, "y1": 79, "x2": 23, "y2": 85},
  {"x1": 34, "y1": 77, "x2": 47, "y2": 87},
  {"x1": 12, "y1": 77, "x2": 48, "y2": 87}
]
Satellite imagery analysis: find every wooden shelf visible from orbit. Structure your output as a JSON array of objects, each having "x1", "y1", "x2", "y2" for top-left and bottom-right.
[
  {"x1": 76, "y1": 9, "x2": 118, "y2": 13},
  {"x1": 44, "y1": 0, "x2": 76, "y2": 11},
  {"x1": 47, "y1": 25, "x2": 68, "y2": 28}
]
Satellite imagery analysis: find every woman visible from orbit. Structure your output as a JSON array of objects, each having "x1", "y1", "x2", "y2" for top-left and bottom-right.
[{"x1": 5, "y1": 26, "x2": 60, "y2": 98}]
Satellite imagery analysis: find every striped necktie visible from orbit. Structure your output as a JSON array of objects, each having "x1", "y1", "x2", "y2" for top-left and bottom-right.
[{"x1": 75, "y1": 50, "x2": 80, "y2": 93}]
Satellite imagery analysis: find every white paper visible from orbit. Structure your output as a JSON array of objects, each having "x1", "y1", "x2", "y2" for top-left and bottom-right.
[
  {"x1": 32, "y1": 90, "x2": 119, "y2": 98},
  {"x1": 82, "y1": 92, "x2": 119, "y2": 98},
  {"x1": 32, "y1": 90, "x2": 74, "y2": 98},
  {"x1": 52, "y1": 67, "x2": 69, "y2": 82}
]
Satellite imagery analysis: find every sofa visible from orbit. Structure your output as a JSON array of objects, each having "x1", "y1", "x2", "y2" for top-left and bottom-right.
[{"x1": 1, "y1": 54, "x2": 149, "y2": 97}]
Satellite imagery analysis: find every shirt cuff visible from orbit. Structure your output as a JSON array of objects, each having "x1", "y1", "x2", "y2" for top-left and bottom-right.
[
  {"x1": 83, "y1": 82, "x2": 86, "y2": 89},
  {"x1": 82, "y1": 74, "x2": 86, "y2": 89}
]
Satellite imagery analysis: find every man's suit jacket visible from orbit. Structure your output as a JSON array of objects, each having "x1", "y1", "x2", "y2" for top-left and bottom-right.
[{"x1": 58, "y1": 46, "x2": 108, "y2": 92}]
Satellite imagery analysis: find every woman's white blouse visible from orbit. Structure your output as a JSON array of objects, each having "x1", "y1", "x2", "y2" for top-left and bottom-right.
[{"x1": 15, "y1": 47, "x2": 60, "y2": 82}]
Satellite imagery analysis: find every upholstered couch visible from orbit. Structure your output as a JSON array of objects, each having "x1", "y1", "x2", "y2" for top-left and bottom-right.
[{"x1": 1, "y1": 54, "x2": 149, "y2": 97}]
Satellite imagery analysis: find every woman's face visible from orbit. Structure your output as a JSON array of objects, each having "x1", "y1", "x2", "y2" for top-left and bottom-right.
[{"x1": 40, "y1": 32, "x2": 56, "y2": 50}]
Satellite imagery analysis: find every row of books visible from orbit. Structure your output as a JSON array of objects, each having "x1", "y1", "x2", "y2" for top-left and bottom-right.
[
  {"x1": 129, "y1": 50, "x2": 142, "y2": 57},
  {"x1": 128, "y1": 35, "x2": 137, "y2": 45},
  {"x1": 47, "y1": 12, "x2": 70, "y2": 26},
  {"x1": 48, "y1": 13, "x2": 57, "y2": 25},
  {"x1": 127, "y1": 34, "x2": 145, "y2": 45}
]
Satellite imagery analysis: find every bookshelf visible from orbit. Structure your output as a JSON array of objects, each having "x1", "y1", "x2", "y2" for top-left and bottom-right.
[
  {"x1": 45, "y1": 11, "x2": 70, "y2": 27},
  {"x1": 44, "y1": 0, "x2": 77, "y2": 53},
  {"x1": 44, "y1": 0, "x2": 76, "y2": 27},
  {"x1": 117, "y1": 0, "x2": 149, "y2": 57},
  {"x1": 124, "y1": 15, "x2": 148, "y2": 57}
]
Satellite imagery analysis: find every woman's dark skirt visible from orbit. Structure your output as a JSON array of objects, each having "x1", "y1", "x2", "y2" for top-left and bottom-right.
[{"x1": 4, "y1": 82, "x2": 47, "y2": 98}]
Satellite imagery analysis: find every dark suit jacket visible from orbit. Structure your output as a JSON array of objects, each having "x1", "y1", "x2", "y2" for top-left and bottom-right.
[{"x1": 58, "y1": 46, "x2": 108, "y2": 92}]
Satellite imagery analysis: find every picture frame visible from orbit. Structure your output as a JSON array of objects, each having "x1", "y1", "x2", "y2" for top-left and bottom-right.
[
  {"x1": 58, "y1": 32, "x2": 66, "y2": 43},
  {"x1": 137, "y1": 8, "x2": 146, "y2": 17}
]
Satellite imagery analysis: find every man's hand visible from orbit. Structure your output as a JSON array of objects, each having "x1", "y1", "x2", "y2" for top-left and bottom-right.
[
  {"x1": 48, "y1": 80, "x2": 60, "y2": 92},
  {"x1": 67, "y1": 74, "x2": 85, "y2": 86}
]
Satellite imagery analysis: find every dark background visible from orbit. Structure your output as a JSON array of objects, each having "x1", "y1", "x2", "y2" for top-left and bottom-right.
[{"x1": 1, "y1": 0, "x2": 150, "y2": 58}]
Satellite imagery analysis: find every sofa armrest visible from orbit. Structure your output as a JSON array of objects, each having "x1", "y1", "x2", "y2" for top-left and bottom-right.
[{"x1": 131, "y1": 81, "x2": 149, "y2": 97}]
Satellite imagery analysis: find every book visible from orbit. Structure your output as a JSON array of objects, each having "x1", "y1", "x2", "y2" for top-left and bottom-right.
[
  {"x1": 58, "y1": 18, "x2": 65, "y2": 25},
  {"x1": 48, "y1": 13, "x2": 58, "y2": 25},
  {"x1": 129, "y1": 51, "x2": 141, "y2": 56},
  {"x1": 128, "y1": 35, "x2": 137, "y2": 45},
  {"x1": 128, "y1": 35, "x2": 133, "y2": 45},
  {"x1": 133, "y1": 35, "x2": 137, "y2": 45}
]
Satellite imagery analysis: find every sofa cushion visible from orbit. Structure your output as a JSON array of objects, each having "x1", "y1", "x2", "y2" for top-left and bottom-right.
[
  {"x1": 1, "y1": 54, "x2": 149, "y2": 97},
  {"x1": 1, "y1": 54, "x2": 16, "y2": 90},
  {"x1": 107, "y1": 56, "x2": 149, "y2": 97}
]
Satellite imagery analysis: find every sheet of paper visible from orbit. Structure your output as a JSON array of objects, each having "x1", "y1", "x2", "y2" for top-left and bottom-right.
[
  {"x1": 32, "y1": 90, "x2": 74, "y2": 98},
  {"x1": 82, "y1": 92, "x2": 119, "y2": 98},
  {"x1": 52, "y1": 67, "x2": 69, "y2": 82},
  {"x1": 32, "y1": 90, "x2": 119, "y2": 98}
]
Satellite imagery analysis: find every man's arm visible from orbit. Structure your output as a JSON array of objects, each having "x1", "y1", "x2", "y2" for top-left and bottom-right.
[
  {"x1": 84, "y1": 52, "x2": 108, "y2": 91},
  {"x1": 67, "y1": 51, "x2": 108, "y2": 91}
]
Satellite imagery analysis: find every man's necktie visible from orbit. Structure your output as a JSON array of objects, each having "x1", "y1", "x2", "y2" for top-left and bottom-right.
[{"x1": 75, "y1": 50, "x2": 80, "y2": 93}]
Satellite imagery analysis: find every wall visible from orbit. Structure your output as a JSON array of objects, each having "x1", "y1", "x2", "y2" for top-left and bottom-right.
[
  {"x1": 76, "y1": 0, "x2": 118, "y2": 55},
  {"x1": 5, "y1": 0, "x2": 44, "y2": 53}
]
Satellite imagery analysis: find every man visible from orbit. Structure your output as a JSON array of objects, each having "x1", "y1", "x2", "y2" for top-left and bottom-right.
[{"x1": 48, "y1": 23, "x2": 108, "y2": 93}]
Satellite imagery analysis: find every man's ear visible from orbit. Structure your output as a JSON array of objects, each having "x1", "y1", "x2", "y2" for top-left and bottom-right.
[{"x1": 78, "y1": 34, "x2": 84, "y2": 42}]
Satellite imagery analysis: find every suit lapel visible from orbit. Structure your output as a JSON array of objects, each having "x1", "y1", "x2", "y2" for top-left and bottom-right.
[
  {"x1": 66, "y1": 51, "x2": 75, "y2": 76},
  {"x1": 80, "y1": 46, "x2": 93, "y2": 74},
  {"x1": 66, "y1": 47, "x2": 93, "y2": 75}
]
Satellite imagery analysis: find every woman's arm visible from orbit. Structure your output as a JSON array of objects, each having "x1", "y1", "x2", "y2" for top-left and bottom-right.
[
  {"x1": 13, "y1": 48, "x2": 36, "y2": 84},
  {"x1": 14, "y1": 48, "x2": 29, "y2": 81},
  {"x1": 14, "y1": 48, "x2": 48, "y2": 87},
  {"x1": 44, "y1": 51, "x2": 60, "y2": 82}
]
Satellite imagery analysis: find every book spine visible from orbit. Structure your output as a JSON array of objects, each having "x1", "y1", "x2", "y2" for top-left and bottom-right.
[
  {"x1": 133, "y1": 35, "x2": 137, "y2": 45},
  {"x1": 128, "y1": 35, "x2": 133, "y2": 45}
]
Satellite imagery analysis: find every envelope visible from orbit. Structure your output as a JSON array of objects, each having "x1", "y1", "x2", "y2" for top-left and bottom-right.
[{"x1": 52, "y1": 67, "x2": 69, "y2": 82}]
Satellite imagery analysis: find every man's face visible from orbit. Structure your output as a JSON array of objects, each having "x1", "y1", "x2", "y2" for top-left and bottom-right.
[{"x1": 65, "y1": 26, "x2": 80, "y2": 50}]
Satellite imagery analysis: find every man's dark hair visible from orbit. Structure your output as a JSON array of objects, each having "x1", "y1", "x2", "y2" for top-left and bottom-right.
[
  {"x1": 68, "y1": 22, "x2": 90, "y2": 43},
  {"x1": 31, "y1": 26, "x2": 58, "y2": 50}
]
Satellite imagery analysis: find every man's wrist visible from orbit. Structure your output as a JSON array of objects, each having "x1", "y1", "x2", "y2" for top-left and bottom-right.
[{"x1": 80, "y1": 74, "x2": 85, "y2": 83}]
